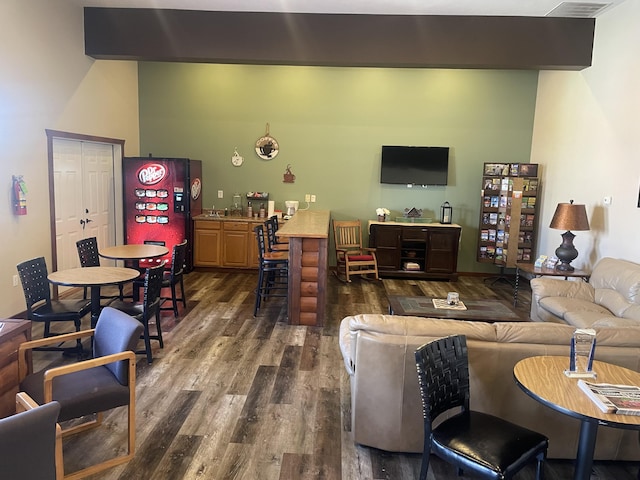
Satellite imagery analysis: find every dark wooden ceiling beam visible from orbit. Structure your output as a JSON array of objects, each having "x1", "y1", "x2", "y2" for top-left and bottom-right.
[{"x1": 84, "y1": 8, "x2": 594, "y2": 70}]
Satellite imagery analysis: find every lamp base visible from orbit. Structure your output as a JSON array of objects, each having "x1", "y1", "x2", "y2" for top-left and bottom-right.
[
  {"x1": 554, "y1": 230, "x2": 578, "y2": 272},
  {"x1": 555, "y1": 261, "x2": 575, "y2": 272}
]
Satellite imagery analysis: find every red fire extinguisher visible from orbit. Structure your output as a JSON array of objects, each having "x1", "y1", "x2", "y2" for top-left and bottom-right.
[{"x1": 12, "y1": 175, "x2": 27, "y2": 215}]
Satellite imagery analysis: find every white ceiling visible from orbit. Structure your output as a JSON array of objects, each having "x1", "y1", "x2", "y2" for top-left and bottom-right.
[{"x1": 75, "y1": 0, "x2": 623, "y2": 18}]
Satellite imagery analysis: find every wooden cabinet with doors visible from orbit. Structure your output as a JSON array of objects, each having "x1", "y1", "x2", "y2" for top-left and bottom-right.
[
  {"x1": 193, "y1": 217, "x2": 266, "y2": 268},
  {"x1": 222, "y1": 221, "x2": 250, "y2": 267},
  {"x1": 368, "y1": 221, "x2": 461, "y2": 281},
  {"x1": 194, "y1": 220, "x2": 221, "y2": 266}
]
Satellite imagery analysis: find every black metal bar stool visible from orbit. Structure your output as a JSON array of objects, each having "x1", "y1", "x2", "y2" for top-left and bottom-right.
[
  {"x1": 253, "y1": 224, "x2": 288, "y2": 316},
  {"x1": 265, "y1": 215, "x2": 289, "y2": 252}
]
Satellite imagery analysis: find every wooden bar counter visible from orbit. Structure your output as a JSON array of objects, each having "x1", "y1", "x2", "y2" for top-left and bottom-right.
[{"x1": 276, "y1": 210, "x2": 330, "y2": 326}]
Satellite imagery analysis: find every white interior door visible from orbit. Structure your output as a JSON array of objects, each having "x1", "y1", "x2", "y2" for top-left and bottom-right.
[
  {"x1": 81, "y1": 141, "x2": 116, "y2": 248},
  {"x1": 53, "y1": 138, "x2": 117, "y2": 272}
]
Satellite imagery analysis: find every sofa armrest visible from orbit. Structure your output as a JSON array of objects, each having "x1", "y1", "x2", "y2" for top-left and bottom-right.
[
  {"x1": 339, "y1": 317, "x2": 355, "y2": 375},
  {"x1": 530, "y1": 277, "x2": 595, "y2": 303}
]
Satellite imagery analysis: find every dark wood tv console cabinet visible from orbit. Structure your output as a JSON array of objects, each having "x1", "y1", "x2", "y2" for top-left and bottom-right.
[{"x1": 368, "y1": 221, "x2": 461, "y2": 281}]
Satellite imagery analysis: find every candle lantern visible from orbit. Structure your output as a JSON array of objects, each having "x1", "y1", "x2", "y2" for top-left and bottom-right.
[{"x1": 440, "y1": 202, "x2": 452, "y2": 224}]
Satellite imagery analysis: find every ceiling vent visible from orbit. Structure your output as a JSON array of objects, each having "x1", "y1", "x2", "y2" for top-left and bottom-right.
[{"x1": 546, "y1": 2, "x2": 612, "y2": 17}]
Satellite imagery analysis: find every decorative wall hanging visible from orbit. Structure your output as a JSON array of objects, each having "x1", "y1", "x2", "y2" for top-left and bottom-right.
[
  {"x1": 255, "y1": 123, "x2": 279, "y2": 160},
  {"x1": 283, "y1": 164, "x2": 295, "y2": 183},
  {"x1": 231, "y1": 148, "x2": 244, "y2": 167}
]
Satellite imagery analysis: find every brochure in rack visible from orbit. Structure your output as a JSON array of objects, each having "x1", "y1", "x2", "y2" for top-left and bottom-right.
[{"x1": 577, "y1": 380, "x2": 640, "y2": 415}]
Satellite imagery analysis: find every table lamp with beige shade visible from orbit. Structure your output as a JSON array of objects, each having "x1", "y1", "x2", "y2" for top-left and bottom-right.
[{"x1": 549, "y1": 200, "x2": 590, "y2": 272}]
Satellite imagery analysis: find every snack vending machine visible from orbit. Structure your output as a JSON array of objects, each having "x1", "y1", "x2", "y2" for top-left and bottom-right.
[{"x1": 122, "y1": 157, "x2": 202, "y2": 272}]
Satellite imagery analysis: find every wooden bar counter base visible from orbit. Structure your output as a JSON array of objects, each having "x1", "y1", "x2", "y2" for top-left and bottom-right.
[{"x1": 276, "y1": 210, "x2": 330, "y2": 326}]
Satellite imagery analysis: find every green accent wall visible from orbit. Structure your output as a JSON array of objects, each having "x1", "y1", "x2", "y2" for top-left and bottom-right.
[{"x1": 138, "y1": 62, "x2": 538, "y2": 273}]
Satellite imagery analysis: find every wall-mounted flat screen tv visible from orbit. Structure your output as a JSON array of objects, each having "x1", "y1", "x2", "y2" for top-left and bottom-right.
[{"x1": 380, "y1": 146, "x2": 449, "y2": 186}]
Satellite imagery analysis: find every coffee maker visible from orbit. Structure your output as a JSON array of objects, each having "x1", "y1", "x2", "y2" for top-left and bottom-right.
[{"x1": 284, "y1": 200, "x2": 299, "y2": 218}]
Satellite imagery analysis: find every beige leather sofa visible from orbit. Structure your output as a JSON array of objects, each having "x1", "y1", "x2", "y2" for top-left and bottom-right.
[
  {"x1": 339, "y1": 313, "x2": 640, "y2": 460},
  {"x1": 530, "y1": 257, "x2": 640, "y2": 327}
]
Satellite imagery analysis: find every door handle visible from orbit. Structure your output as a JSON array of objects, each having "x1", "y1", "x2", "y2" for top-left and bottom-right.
[{"x1": 80, "y1": 219, "x2": 85, "y2": 230}]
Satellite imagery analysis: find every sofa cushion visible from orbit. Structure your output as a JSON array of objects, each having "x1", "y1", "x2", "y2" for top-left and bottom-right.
[
  {"x1": 346, "y1": 314, "x2": 497, "y2": 340},
  {"x1": 539, "y1": 296, "x2": 611, "y2": 320},
  {"x1": 495, "y1": 322, "x2": 575, "y2": 344},
  {"x1": 622, "y1": 305, "x2": 640, "y2": 321},
  {"x1": 530, "y1": 277, "x2": 595, "y2": 302},
  {"x1": 592, "y1": 317, "x2": 640, "y2": 328},
  {"x1": 564, "y1": 311, "x2": 617, "y2": 328},
  {"x1": 596, "y1": 289, "x2": 637, "y2": 317},
  {"x1": 590, "y1": 257, "x2": 640, "y2": 304},
  {"x1": 533, "y1": 307, "x2": 569, "y2": 324}
]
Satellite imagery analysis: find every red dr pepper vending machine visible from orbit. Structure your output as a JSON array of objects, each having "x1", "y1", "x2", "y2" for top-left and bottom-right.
[{"x1": 122, "y1": 157, "x2": 202, "y2": 272}]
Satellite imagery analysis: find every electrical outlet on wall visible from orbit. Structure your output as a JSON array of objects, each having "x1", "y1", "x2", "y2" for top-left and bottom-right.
[
  {"x1": 13, "y1": 275, "x2": 19, "y2": 287},
  {"x1": 218, "y1": 190, "x2": 224, "y2": 199},
  {"x1": 310, "y1": 195, "x2": 316, "y2": 203},
  {"x1": 305, "y1": 194, "x2": 311, "y2": 202}
]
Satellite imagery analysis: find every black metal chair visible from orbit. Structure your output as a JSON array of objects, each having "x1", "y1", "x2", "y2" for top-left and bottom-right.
[
  {"x1": 16, "y1": 257, "x2": 91, "y2": 353},
  {"x1": 134, "y1": 240, "x2": 187, "y2": 317},
  {"x1": 253, "y1": 224, "x2": 288, "y2": 316},
  {"x1": 265, "y1": 215, "x2": 288, "y2": 252},
  {"x1": 76, "y1": 236, "x2": 124, "y2": 301},
  {"x1": 18, "y1": 307, "x2": 143, "y2": 479},
  {"x1": 0, "y1": 393, "x2": 62, "y2": 480},
  {"x1": 110, "y1": 263, "x2": 165, "y2": 363},
  {"x1": 414, "y1": 334, "x2": 548, "y2": 480}
]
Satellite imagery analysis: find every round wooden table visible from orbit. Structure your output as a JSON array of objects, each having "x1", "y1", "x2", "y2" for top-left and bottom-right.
[
  {"x1": 99, "y1": 244, "x2": 169, "y2": 262},
  {"x1": 48, "y1": 266, "x2": 140, "y2": 328},
  {"x1": 99, "y1": 245, "x2": 169, "y2": 301},
  {"x1": 514, "y1": 355, "x2": 640, "y2": 480}
]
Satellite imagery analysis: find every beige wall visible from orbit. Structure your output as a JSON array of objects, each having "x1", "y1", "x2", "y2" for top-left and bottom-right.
[
  {"x1": 530, "y1": 0, "x2": 640, "y2": 269},
  {"x1": 0, "y1": 0, "x2": 139, "y2": 318}
]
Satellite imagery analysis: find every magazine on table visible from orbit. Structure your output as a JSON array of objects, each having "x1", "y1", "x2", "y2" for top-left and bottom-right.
[{"x1": 577, "y1": 380, "x2": 640, "y2": 415}]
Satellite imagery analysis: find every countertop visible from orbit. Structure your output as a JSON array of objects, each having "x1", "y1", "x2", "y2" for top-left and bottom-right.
[
  {"x1": 276, "y1": 210, "x2": 330, "y2": 238},
  {"x1": 193, "y1": 214, "x2": 269, "y2": 223},
  {"x1": 368, "y1": 220, "x2": 462, "y2": 228}
]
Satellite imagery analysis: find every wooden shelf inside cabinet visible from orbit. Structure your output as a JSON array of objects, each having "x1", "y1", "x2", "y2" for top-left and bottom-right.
[{"x1": 477, "y1": 164, "x2": 540, "y2": 269}]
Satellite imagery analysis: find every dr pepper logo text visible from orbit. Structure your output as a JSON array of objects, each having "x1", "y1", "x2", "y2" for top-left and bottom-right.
[{"x1": 137, "y1": 163, "x2": 167, "y2": 186}]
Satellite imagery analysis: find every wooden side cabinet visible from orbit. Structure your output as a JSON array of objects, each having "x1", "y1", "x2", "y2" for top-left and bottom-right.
[
  {"x1": 194, "y1": 218, "x2": 264, "y2": 269},
  {"x1": 194, "y1": 220, "x2": 222, "y2": 266},
  {"x1": 369, "y1": 222, "x2": 461, "y2": 281},
  {"x1": 0, "y1": 319, "x2": 32, "y2": 418},
  {"x1": 222, "y1": 221, "x2": 250, "y2": 267},
  {"x1": 425, "y1": 228, "x2": 460, "y2": 275},
  {"x1": 370, "y1": 225, "x2": 401, "y2": 270}
]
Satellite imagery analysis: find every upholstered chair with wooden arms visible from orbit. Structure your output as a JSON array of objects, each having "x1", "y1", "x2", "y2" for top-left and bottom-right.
[
  {"x1": 18, "y1": 307, "x2": 143, "y2": 480},
  {"x1": 332, "y1": 219, "x2": 379, "y2": 282},
  {"x1": 0, "y1": 392, "x2": 62, "y2": 480}
]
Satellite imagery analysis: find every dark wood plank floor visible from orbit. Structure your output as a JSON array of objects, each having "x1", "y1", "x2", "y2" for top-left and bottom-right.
[{"x1": 30, "y1": 272, "x2": 639, "y2": 479}]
